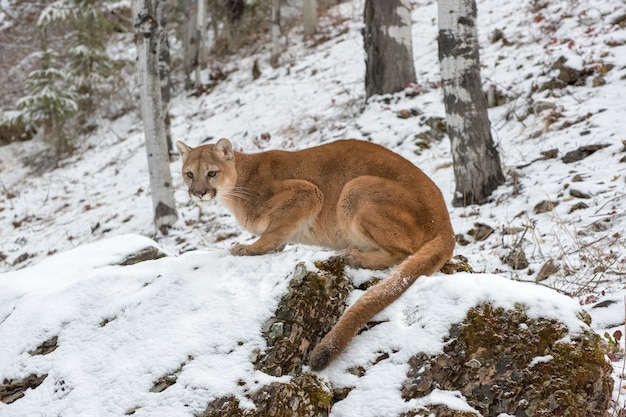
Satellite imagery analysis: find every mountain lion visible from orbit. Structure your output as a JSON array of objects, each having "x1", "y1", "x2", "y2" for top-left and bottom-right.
[{"x1": 176, "y1": 138, "x2": 455, "y2": 371}]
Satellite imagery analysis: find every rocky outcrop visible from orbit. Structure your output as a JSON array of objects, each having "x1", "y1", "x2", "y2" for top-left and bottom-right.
[
  {"x1": 200, "y1": 260, "x2": 613, "y2": 417},
  {"x1": 401, "y1": 303, "x2": 613, "y2": 417},
  {"x1": 199, "y1": 257, "x2": 351, "y2": 417}
]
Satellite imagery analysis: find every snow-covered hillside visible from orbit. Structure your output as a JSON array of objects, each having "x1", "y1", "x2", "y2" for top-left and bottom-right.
[{"x1": 1, "y1": 0, "x2": 626, "y2": 415}]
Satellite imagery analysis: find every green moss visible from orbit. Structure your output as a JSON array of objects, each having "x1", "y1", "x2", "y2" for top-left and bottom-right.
[
  {"x1": 440, "y1": 255, "x2": 474, "y2": 274},
  {"x1": 255, "y1": 258, "x2": 352, "y2": 377},
  {"x1": 199, "y1": 375, "x2": 332, "y2": 417},
  {"x1": 404, "y1": 302, "x2": 613, "y2": 416}
]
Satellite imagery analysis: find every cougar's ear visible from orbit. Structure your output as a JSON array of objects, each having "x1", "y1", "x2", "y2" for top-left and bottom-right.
[
  {"x1": 214, "y1": 138, "x2": 234, "y2": 160},
  {"x1": 176, "y1": 141, "x2": 193, "y2": 162}
]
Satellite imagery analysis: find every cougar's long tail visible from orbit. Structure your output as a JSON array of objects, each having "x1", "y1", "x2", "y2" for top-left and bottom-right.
[{"x1": 309, "y1": 232, "x2": 455, "y2": 371}]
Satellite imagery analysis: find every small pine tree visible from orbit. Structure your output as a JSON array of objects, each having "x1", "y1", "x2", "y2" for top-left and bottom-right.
[
  {"x1": 8, "y1": 0, "x2": 128, "y2": 159},
  {"x1": 40, "y1": 0, "x2": 122, "y2": 113},
  {"x1": 12, "y1": 31, "x2": 79, "y2": 157}
]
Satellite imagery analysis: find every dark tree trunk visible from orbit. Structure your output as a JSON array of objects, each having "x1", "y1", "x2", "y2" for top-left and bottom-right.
[
  {"x1": 438, "y1": 0, "x2": 505, "y2": 206},
  {"x1": 363, "y1": 0, "x2": 416, "y2": 100}
]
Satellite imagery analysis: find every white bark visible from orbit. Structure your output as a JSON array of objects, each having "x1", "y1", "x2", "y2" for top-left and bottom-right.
[
  {"x1": 195, "y1": 0, "x2": 207, "y2": 90},
  {"x1": 303, "y1": 0, "x2": 317, "y2": 37},
  {"x1": 133, "y1": 0, "x2": 178, "y2": 232},
  {"x1": 386, "y1": 0, "x2": 412, "y2": 48},
  {"x1": 438, "y1": 0, "x2": 504, "y2": 206},
  {"x1": 270, "y1": 0, "x2": 281, "y2": 68},
  {"x1": 182, "y1": 0, "x2": 198, "y2": 90}
]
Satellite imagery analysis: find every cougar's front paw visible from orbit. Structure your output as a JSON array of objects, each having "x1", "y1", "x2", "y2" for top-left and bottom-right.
[{"x1": 230, "y1": 243, "x2": 252, "y2": 256}]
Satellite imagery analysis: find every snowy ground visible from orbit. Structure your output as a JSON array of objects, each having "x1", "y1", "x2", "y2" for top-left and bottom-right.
[{"x1": 1, "y1": 0, "x2": 626, "y2": 415}]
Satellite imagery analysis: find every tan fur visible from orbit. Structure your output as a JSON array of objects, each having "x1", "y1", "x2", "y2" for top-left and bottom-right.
[{"x1": 176, "y1": 138, "x2": 455, "y2": 370}]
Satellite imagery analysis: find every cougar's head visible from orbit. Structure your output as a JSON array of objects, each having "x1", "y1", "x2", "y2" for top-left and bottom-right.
[{"x1": 176, "y1": 138, "x2": 237, "y2": 204}]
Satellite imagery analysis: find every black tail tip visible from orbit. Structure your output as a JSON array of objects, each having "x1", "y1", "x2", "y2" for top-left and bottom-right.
[{"x1": 309, "y1": 344, "x2": 334, "y2": 371}]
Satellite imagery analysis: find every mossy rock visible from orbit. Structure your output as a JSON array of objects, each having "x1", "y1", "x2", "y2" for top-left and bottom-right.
[
  {"x1": 255, "y1": 257, "x2": 353, "y2": 377},
  {"x1": 118, "y1": 246, "x2": 167, "y2": 266},
  {"x1": 401, "y1": 405, "x2": 479, "y2": 417},
  {"x1": 401, "y1": 303, "x2": 613, "y2": 417},
  {"x1": 199, "y1": 375, "x2": 332, "y2": 417}
]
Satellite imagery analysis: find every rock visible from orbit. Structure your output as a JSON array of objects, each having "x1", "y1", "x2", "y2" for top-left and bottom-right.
[
  {"x1": 552, "y1": 56, "x2": 586, "y2": 85},
  {"x1": 532, "y1": 101, "x2": 556, "y2": 114},
  {"x1": 414, "y1": 117, "x2": 447, "y2": 152},
  {"x1": 454, "y1": 234, "x2": 470, "y2": 246},
  {"x1": 536, "y1": 259, "x2": 559, "y2": 282},
  {"x1": 199, "y1": 375, "x2": 333, "y2": 417},
  {"x1": 0, "y1": 374, "x2": 48, "y2": 404},
  {"x1": 118, "y1": 246, "x2": 167, "y2": 266},
  {"x1": 501, "y1": 246, "x2": 529, "y2": 270},
  {"x1": 252, "y1": 59, "x2": 261, "y2": 80},
  {"x1": 490, "y1": 28, "x2": 504, "y2": 43},
  {"x1": 468, "y1": 223, "x2": 494, "y2": 241},
  {"x1": 562, "y1": 144, "x2": 610, "y2": 164},
  {"x1": 397, "y1": 109, "x2": 420, "y2": 119},
  {"x1": 150, "y1": 375, "x2": 177, "y2": 393},
  {"x1": 401, "y1": 303, "x2": 613, "y2": 417},
  {"x1": 592, "y1": 75, "x2": 606, "y2": 87},
  {"x1": 254, "y1": 258, "x2": 353, "y2": 377},
  {"x1": 590, "y1": 219, "x2": 610, "y2": 232},
  {"x1": 534, "y1": 200, "x2": 559, "y2": 214},
  {"x1": 538, "y1": 78, "x2": 567, "y2": 92},
  {"x1": 440, "y1": 255, "x2": 474, "y2": 274},
  {"x1": 570, "y1": 189, "x2": 591, "y2": 199},
  {"x1": 540, "y1": 148, "x2": 558, "y2": 159},
  {"x1": 401, "y1": 405, "x2": 478, "y2": 417},
  {"x1": 29, "y1": 336, "x2": 58, "y2": 356},
  {"x1": 200, "y1": 261, "x2": 612, "y2": 417},
  {"x1": 503, "y1": 226, "x2": 524, "y2": 235}
]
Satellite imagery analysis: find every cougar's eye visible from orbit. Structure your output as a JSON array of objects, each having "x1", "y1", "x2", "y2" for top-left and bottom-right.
[
  {"x1": 186, "y1": 172, "x2": 194, "y2": 179},
  {"x1": 207, "y1": 171, "x2": 218, "y2": 178}
]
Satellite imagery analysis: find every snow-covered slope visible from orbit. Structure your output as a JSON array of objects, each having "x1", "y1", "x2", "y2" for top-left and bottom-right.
[
  {"x1": 1, "y1": 0, "x2": 626, "y2": 414},
  {"x1": 0, "y1": 234, "x2": 594, "y2": 417}
]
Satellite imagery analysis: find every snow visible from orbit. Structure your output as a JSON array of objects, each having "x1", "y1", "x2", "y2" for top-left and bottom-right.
[
  {"x1": 1, "y1": 0, "x2": 626, "y2": 414},
  {"x1": 0, "y1": 235, "x2": 591, "y2": 417}
]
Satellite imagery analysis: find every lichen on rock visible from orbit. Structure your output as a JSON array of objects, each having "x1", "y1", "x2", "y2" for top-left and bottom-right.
[
  {"x1": 199, "y1": 375, "x2": 332, "y2": 417},
  {"x1": 199, "y1": 258, "x2": 350, "y2": 416},
  {"x1": 254, "y1": 256, "x2": 353, "y2": 377},
  {"x1": 401, "y1": 303, "x2": 613, "y2": 417}
]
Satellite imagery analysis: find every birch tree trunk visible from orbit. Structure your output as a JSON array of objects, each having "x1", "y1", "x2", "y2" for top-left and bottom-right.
[
  {"x1": 182, "y1": 0, "x2": 198, "y2": 90},
  {"x1": 363, "y1": 0, "x2": 416, "y2": 100},
  {"x1": 156, "y1": 0, "x2": 172, "y2": 152},
  {"x1": 303, "y1": 0, "x2": 317, "y2": 37},
  {"x1": 269, "y1": 0, "x2": 281, "y2": 68},
  {"x1": 438, "y1": 0, "x2": 504, "y2": 206},
  {"x1": 133, "y1": 0, "x2": 178, "y2": 233},
  {"x1": 195, "y1": 0, "x2": 207, "y2": 90}
]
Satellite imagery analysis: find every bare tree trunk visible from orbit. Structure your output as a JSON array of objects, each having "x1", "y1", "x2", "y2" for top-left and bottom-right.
[
  {"x1": 156, "y1": 0, "x2": 172, "y2": 153},
  {"x1": 195, "y1": 0, "x2": 207, "y2": 90},
  {"x1": 183, "y1": 0, "x2": 198, "y2": 90},
  {"x1": 133, "y1": 0, "x2": 178, "y2": 233},
  {"x1": 438, "y1": 0, "x2": 504, "y2": 206},
  {"x1": 363, "y1": 0, "x2": 416, "y2": 100},
  {"x1": 303, "y1": 0, "x2": 317, "y2": 37},
  {"x1": 225, "y1": 0, "x2": 244, "y2": 51},
  {"x1": 438, "y1": 0, "x2": 505, "y2": 207},
  {"x1": 269, "y1": 0, "x2": 281, "y2": 68}
]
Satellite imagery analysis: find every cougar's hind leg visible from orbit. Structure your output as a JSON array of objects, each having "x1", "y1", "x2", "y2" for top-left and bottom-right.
[{"x1": 338, "y1": 176, "x2": 428, "y2": 270}]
